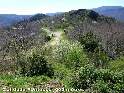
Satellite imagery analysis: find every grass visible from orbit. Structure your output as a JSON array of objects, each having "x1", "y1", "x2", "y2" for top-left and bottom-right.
[
  {"x1": 109, "y1": 56, "x2": 124, "y2": 71},
  {"x1": 52, "y1": 63, "x2": 73, "y2": 87},
  {"x1": 0, "y1": 73, "x2": 83, "y2": 93},
  {"x1": 0, "y1": 74, "x2": 51, "y2": 93}
]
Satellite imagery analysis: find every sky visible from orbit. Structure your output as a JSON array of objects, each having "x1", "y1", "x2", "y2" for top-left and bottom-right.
[{"x1": 0, "y1": 0, "x2": 124, "y2": 15}]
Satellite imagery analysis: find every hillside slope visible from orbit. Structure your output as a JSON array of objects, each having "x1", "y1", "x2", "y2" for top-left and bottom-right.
[
  {"x1": 0, "y1": 13, "x2": 50, "y2": 62},
  {"x1": 93, "y1": 6, "x2": 124, "y2": 22},
  {"x1": 40, "y1": 9, "x2": 124, "y2": 57},
  {"x1": 1, "y1": 9, "x2": 124, "y2": 60},
  {"x1": 1, "y1": 9, "x2": 124, "y2": 93},
  {"x1": 0, "y1": 14, "x2": 31, "y2": 27}
]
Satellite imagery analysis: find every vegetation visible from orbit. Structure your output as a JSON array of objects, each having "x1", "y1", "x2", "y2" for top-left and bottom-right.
[
  {"x1": 109, "y1": 56, "x2": 124, "y2": 71},
  {"x1": 79, "y1": 32, "x2": 109, "y2": 68},
  {"x1": 0, "y1": 9, "x2": 124, "y2": 93},
  {"x1": 17, "y1": 48, "x2": 54, "y2": 77},
  {"x1": 0, "y1": 74, "x2": 51, "y2": 92},
  {"x1": 71, "y1": 65, "x2": 124, "y2": 93},
  {"x1": 52, "y1": 40, "x2": 88, "y2": 69}
]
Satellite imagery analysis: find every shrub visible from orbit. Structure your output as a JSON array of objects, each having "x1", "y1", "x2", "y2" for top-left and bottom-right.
[
  {"x1": 71, "y1": 65, "x2": 95, "y2": 89},
  {"x1": 80, "y1": 32, "x2": 99, "y2": 52},
  {"x1": 52, "y1": 40, "x2": 89, "y2": 69},
  {"x1": 0, "y1": 74, "x2": 51, "y2": 88},
  {"x1": 90, "y1": 49, "x2": 109, "y2": 68},
  {"x1": 80, "y1": 32, "x2": 109, "y2": 68},
  {"x1": 109, "y1": 56, "x2": 124, "y2": 71},
  {"x1": 53, "y1": 63, "x2": 71, "y2": 80},
  {"x1": 93, "y1": 80, "x2": 111, "y2": 93},
  {"x1": 17, "y1": 48, "x2": 54, "y2": 77},
  {"x1": 71, "y1": 65, "x2": 124, "y2": 93}
]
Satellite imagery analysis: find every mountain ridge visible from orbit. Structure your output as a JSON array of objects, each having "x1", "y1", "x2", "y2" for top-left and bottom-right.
[
  {"x1": 93, "y1": 6, "x2": 124, "y2": 22},
  {"x1": 0, "y1": 8, "x2": 124, "y2": 57},
  {"x1": 0, "y1": 14, "x2": 31, "y2": 28}
]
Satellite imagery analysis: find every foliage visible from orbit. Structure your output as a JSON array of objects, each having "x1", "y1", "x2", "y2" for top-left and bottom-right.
[
  {"x1": 52, "y1": 40, "x2": 89, "y2": 69},
  {"x1": 17, "y1": 48, "x2": 54, "y2": 77},
  {"x1": 80, "y1": 32, "x2": 109, "y2": 67},
  {"x1": 109, "y1": 56, "x2": 124, "y2": 71},
  {"x1": 53, "y1": 63, "x2": 72, "y2": 80},
  {"x1": 1, "y1": 9, "x2": 124, "y2": 93},
  {"x1": 0, "y1": 74, "x2": 51, "y2": 89},
  {"x1": 71, "y1": 65, "x2": 95, "y2": 89},
  {"x1": 90, "y1": 49, "x2": 109, "y2": 68},
  {"x1": 80, "y1": 32, "x2": 99, "y2": 52},
  {"x1": 71, "y1": 65, "x2": 124, "y2": 93}
]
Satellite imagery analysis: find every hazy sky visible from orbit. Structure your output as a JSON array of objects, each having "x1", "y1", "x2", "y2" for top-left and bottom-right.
[{"x1": 0, "y1": 0, "x2": 124, "y2": 15}]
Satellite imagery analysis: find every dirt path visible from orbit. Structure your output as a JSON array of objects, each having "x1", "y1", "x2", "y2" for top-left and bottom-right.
[
  {"x1": 50, "y1": 31, "x2": 63, "y2": 46},
  {"x1": 42, "y1": 28, "x2": 63, "y2": 46}
]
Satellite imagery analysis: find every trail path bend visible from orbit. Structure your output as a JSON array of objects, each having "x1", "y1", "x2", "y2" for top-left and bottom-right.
[{"x1": 42, "y1": 28, "x2": 64, "y2": 46}]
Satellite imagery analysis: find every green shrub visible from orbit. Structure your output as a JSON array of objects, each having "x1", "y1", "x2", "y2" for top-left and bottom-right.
[
  {"x1": 109, "y1": 56, "x2": 124, "y2": 71},
  {"x1": 89, "y1": 49, "x2": 109, "y2": 68},
  {"x1": 0, "y1": 74, "x2": 51, "y2": 88},
  {"x1": 17, "y1": 48, "x2": 54, "y2": 77},
  {"x1": 71, "y1": 65, "x2": 124, "y2": 93},
  {"x1": 80, "y1": 32, "x2": 109, "y2": 68},
  {"x1": 80, "y1": 32, "x2": 99, "y2": 52},
  {"x1": 71, "y1": 65, "x2": 95, "y2": 89},
  {"x1": 52, "y1": 40, "x2": 89, "y2": 69},
  {"x1": 93, "y1": 80, "x2": 111, "y2": 93},
  {"x1": 53, "y1": 63, "x2": 72, "y2": 80}
]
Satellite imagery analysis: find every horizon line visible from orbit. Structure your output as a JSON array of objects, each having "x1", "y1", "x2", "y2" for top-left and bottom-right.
[{"x1": 0, "y1": 6, "x2": 123, "y2": 15}]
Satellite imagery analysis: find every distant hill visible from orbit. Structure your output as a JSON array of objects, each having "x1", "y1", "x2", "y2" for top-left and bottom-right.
[
  {"x1": 93, "y1": 6, "x2": 124, "y2": 22},
  {"x1": 46, "y1": 12, "x2": 63, "y2": 16},
  {"x1": 29, "y1": 13, "x2": 48, "y2": 22},
  {"x1": 0, "y1": 14, "x2": 31, "y2": 27},
  {"x1": 13, "y1": 13, "x2": 48, "y2": 28}
]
